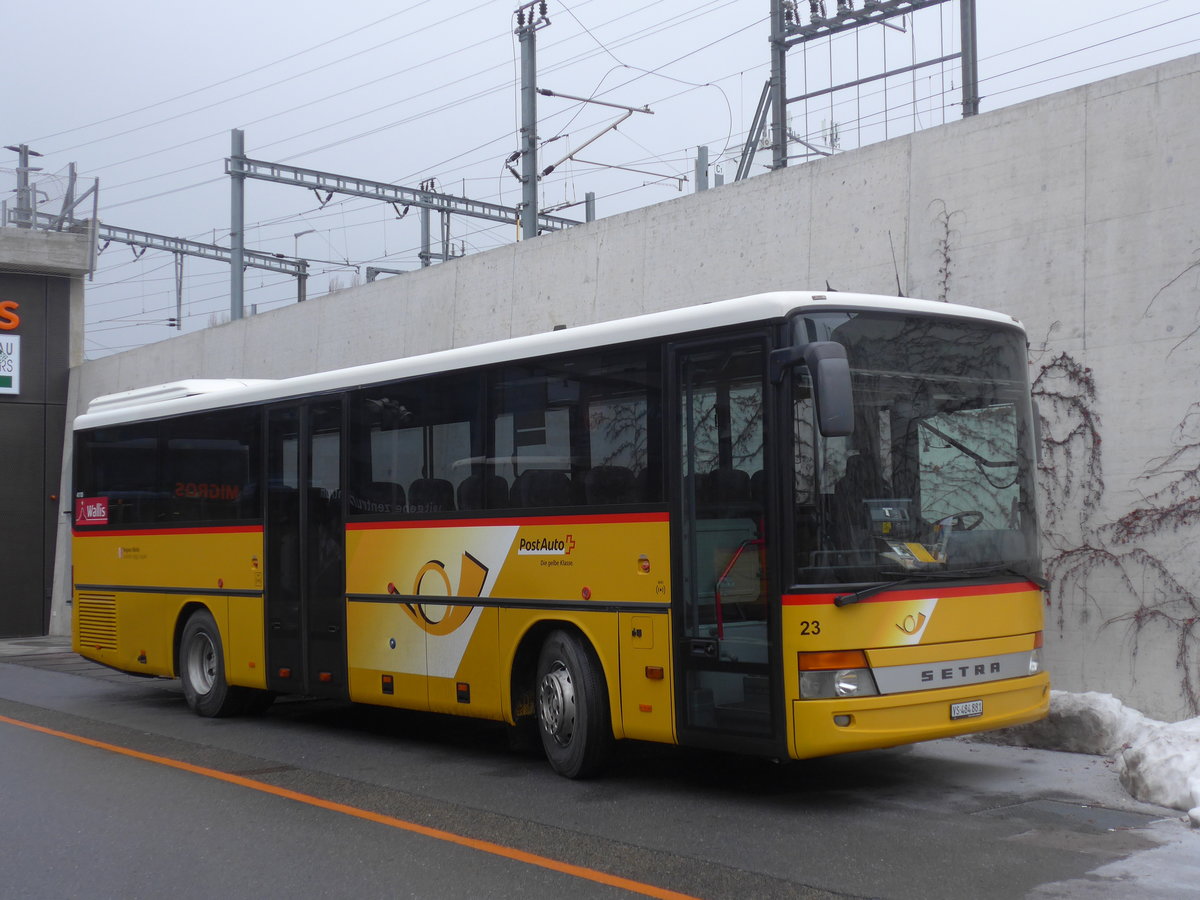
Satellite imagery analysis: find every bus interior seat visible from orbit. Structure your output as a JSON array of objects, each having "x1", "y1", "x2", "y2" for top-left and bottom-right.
[
  {"x1": 409, "y1": 477, "x2": 455, "y2": 513},
  {"x1": 457, "y1": 474, "x2": 509, "y2": 510},
  {"x1": 750, "y1": 469, "x2": 765, "y2": 502},
  {"x1": 832, "y1": 455, "x2": 889, "y2": 546},
  {"x1": 352, "y1": 480, "x2": 406, "y2": 514},
  {"x1": 512, "y1": 469, "x2": 573, "y2": 508},
  {"x1": 584, "y1": 465, "x2": 638, "y2": 505},
  {"x1": 705, "y1": 467, "x2": 751, "y2": 502}
]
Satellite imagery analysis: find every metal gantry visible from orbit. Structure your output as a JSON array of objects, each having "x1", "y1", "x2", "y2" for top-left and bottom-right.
[
  {"x1": 743, "y1": 0, "x2": 979, "y2": 178},
  {"x1": 224, "y1": 126, "x2": 583, "y2": 320}
]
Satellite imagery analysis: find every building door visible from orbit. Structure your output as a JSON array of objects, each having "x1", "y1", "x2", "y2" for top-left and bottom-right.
[
  {"x1": 265, "y1": 399, "x2": 347, "y2": 697},
  {"x1": 674, "y1": 338, "x2": 778, "y2": 741}
]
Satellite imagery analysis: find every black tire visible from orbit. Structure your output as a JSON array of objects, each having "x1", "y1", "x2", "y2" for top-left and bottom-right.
[
  {"x1": 536, "y1": 630, "x2": 613, "y2": 778},
  {"x1": 179, "y1": 609, "x2": 248, "y2": 717}
]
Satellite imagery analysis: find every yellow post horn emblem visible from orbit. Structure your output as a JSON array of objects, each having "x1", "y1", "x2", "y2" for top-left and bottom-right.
[{"x1": 399, "y1": 552, "x2": 489, "y2": 636}]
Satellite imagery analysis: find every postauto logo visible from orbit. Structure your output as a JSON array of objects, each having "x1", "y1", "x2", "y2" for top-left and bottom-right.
[{"x1": 516, "y1": 534, "x2": 575, "y2": 556}]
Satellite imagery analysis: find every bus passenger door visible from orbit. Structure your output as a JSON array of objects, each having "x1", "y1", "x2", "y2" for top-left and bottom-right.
[
  {"x1": 265, "y1": 400, "x2": 348, "y2": 698},
  {"x1": 674, "y1": 339, "x2": 778, "y2": 744}
]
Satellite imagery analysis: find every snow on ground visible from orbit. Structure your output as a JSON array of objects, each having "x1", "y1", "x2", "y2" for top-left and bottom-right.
[{"x1": 981, "y1": 690, "x2": 1200, "y2": 827}]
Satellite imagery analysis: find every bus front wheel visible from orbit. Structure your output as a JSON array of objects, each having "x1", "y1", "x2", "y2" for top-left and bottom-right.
[
  {"x1": 536, "y1": 630, "x2": 613, "y2": 778},
  {"x1": 179, "y1": 609, "x2": 247, "y2": 717}
]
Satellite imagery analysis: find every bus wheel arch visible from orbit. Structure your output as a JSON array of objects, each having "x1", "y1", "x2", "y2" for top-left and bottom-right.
[{"x1": 533, "y1": 627, "x2": 614, "y2": 778}]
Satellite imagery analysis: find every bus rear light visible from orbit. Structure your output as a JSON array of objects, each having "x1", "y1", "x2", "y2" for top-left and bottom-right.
[
  {"x1": 278, "y1": 667, "x2": 292, "y2": 679},
  {"x1": 381, "y1": 674, "x2": 394, "y2": 695},
  {"x1": 798, "y1": 649, "x2": 869, "y2": 671},
  {"x1": 318, "y1": 672, "x2": 333, "y2": 683}
]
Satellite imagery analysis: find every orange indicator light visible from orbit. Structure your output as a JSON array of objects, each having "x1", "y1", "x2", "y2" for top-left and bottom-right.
[
  {"x1": 639, "y1": 704, "x2": 653, "y2": 713},
  {"x1": 797, "y1": 649, "x2": 869, "y2": 671},
  {"x1": 645, "y1": 666, "x2": 664, "y2": 680},
  {"x1": 279, "y1": 668, "x2": 292, "y2": 679},
  {"x1": 318, "y1": 672, "x2": 333, "y2": 683}
]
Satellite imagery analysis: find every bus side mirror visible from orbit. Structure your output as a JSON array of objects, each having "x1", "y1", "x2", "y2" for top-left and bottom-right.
[{"x1": 769, "y1": 341, "x2": 854, "y2": 437}]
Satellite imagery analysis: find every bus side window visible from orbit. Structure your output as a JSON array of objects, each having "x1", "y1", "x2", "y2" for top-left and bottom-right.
[
  {"x1": 348, "y1": 373, "x2": 479, "y2": 517},
  {"x1": 488, "y1": 346, "x2": 661, "y2": 511}
]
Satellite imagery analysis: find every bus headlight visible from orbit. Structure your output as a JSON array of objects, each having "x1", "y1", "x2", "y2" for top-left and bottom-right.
[
  {"x1": 1029, "y1": 631, "x2": 1044, "y2": 675},
  {"x1": 798, "y1": 650, "x2": 880, "y2": 699},
  {"x1": 834, "y1": 669, "x2": 869, "y2": 696}
]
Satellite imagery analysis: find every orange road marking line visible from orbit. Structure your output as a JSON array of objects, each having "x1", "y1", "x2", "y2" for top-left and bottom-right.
[{"x1": 0, "y1": 712, "x2": 697, "y2": 900}]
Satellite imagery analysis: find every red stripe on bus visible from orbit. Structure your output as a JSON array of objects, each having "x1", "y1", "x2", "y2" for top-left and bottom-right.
[
  {"x1": 783, "y1": 581, "x2": 1041, "y2": 606},
  {"x1": 347, "y1": 511, "x2": 670, "y2": 531},
  {"x1": 72, "y1": 525, "x2": 264, "y2": 538}
]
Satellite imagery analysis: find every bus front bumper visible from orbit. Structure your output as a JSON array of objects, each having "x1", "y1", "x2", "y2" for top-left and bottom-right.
[{"x1": 790, "y1": 672, "x2": 1050, "y2": 760}]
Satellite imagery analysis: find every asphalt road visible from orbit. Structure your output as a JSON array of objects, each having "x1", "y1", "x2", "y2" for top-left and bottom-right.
[{"x1": 0, "y1": 637, "x2": 1195, "y2": 899}]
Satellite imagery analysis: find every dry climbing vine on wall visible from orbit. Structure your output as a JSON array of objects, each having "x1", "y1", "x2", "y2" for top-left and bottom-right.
[
  {"x1": 1033, "y1": 351, "x2": 1103, "y2": 532},
  {"x1": 928, "y1": 200, "x2": 962, "y2": 303},
  {"x1": 1033, "y1": 343, "x2": 1200, "y2": 715},
  {"x1": 1113, "y1": 402, "x2": 1200, "y2": 541}
]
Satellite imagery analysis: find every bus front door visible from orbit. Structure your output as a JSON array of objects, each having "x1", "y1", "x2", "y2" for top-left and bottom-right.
[
  {"x1": 265, "y1": 400, "x2": 348, "y2": 698},
  {"x1": 674, "y1": 339, "x2": 778, "y2": 744}
]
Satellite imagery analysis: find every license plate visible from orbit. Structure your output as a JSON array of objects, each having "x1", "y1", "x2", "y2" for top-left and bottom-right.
[{"x1": 951, "y1": 699, "x2": 983, "y2": 720}]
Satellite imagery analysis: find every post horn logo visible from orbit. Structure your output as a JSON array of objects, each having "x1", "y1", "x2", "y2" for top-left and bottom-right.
[
  {"x1": 387, "y1": 551, "x2": 488, "y2": 636},
  {"x1": 896, "y1": 612, "x2": 927, "y2": 635}
]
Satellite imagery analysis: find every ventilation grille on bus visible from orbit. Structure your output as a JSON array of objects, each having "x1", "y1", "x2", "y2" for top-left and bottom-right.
[{"x1": 76, "y1": 593, "x2": 118, "y2": 651}]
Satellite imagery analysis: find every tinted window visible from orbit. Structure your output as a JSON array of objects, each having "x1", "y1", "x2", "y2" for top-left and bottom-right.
[
  {"x1": 76, "y1": 407, "x2": 260, "y2": 526},
  {"x1": 490, "y1": 346, "x2": 661, "y2": 509},
  {"x1": 348, "y1": 372, "x2": 480, "y2": 516}
]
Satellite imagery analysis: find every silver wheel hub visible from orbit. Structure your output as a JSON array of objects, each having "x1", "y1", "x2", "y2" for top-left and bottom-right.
[
  {"x1": 538, "y1": 662, "x2": 576, "y2": 746},
  {"x1": 185, "y1": 632, "x2": 217, "y2": 695}
]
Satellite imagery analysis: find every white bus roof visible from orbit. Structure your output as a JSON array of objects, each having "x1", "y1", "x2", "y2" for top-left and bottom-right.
[{"x1": 76, "y1": 291, "x2": 1023, "y2": 429}]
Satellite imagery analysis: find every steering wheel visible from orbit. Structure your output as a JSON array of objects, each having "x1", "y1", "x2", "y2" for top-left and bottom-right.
[{"x1": 946, "y1": 510, "x2": 984, "y2": 531}]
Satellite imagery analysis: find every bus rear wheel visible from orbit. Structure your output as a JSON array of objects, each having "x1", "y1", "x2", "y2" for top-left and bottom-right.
[
  {"x1": 536, "y1": 630, "x2": 613, "y2": 778},
  {"x1": 179, "y1": 609, "x2": 248, "y2": 717}
]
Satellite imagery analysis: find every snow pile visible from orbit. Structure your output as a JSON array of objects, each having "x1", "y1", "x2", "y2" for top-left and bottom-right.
[{"x1": 980, "y1": 690, "x2": 1200, "y2": 827}]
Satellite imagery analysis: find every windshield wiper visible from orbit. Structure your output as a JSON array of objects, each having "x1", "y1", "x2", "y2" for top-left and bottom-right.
[
  {"x1": 834, "y1": 572, "x2": 961, "y2": 607},
  {"x1": 949, "y1": 564, "x2": 1048, "y2": 589},
  {"x1": 834, "y1": 566, "x2": 1046, "y2": 607},
  {"x1": 919, "y1": 420, "x2": 1016, "y2": 469}
]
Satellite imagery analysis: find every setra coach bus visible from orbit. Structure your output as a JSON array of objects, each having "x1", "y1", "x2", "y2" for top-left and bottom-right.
[{"x1": 72, "y1": 291, "x2": 1048, "y2": 777}]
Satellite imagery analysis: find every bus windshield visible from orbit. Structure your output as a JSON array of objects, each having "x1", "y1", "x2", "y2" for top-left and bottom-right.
[{"x1": 791, "y1": 311, "x2": 1040, "y2": 587}]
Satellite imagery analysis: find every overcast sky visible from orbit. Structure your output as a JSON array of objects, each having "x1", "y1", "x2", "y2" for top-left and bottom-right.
[{"x1": 5, "y1": 0, "x2": 1199, "y2": 359}]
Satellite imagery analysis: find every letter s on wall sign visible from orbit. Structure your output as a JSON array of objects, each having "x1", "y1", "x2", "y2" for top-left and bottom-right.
[{"x1": 0, "y1": 301, "x2": 20, "y2": 331}]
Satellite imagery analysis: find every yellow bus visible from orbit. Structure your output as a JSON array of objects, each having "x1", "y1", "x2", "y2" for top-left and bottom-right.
[{"x1": 72, "y1": 291, "x2": 1048, "y2": 777}]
